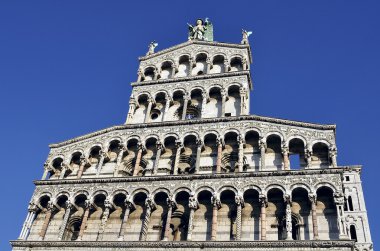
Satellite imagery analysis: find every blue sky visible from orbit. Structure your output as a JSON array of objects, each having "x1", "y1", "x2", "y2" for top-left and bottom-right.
[{"x1": 0, "y1": 1, "x2": 379, "y2": 249}]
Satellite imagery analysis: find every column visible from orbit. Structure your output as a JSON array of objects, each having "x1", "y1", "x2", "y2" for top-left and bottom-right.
[
  {"x1": 39, "y1": 201, "x2": 55, "y2": 240},
  {"x1": 195, "y1": 140, "x2": 203, "y2": 173},
  {"x1": 237, "y1": 135, "x2": 244, "y2": 172},
  {"x1": 170, "y1": 65, "x2": 176, "y2": 78},
  {"x1": 59, "y1": 163, "x2": 67, "y2": 179},
  {"x1": 173, "y1": 141, "x2": 183, "y2": 175},
  {"x1": 211, "y1": 194, "x2": 221, "y2": 241},
  {"x1": 57, "y1": 201, "x2": 73, "y2": 240},
  {"x1": 334, "y1": 193, "x2": 348, "y2": 239},
  {"x1": 224, "y1": 58, "x2": 229, "y2": 72},
  {"x1": 19, "y1": 202, "x2": 38, "y2": 240},
  {"x1": 163, "y1": 198, "x2": 176, "y2": 241},
  {"x1": 113, "y1": 145, "x2": 127, "y2": 177},
  {"x1": 187, "y1": 195, "x2": 198, "y2": 241},
  {"x1": 216, "y1": 139, "x2": 223, "y2": 173},
  {"x1": 206, "y1": 57, "x2": 211, "y2": 74},
  {"x1": 96, "y1": 151, "x2": 107, "y2": 176},
  {"x1": 163, "y1": 97, "x2": 171, "y2": 121},
  {"x1": 97, "y1": 199, "x2": 112, "y2": 241},
  {"x1": 152, "y1": 142, "x2": 163, "y2": 175},
  {"x1": 77, "y1": 156, "x2": 88, "y2": 179},
  {"x1": 309, "y1": 194, "x2": 319, "y2": 240},
  {"x1": 189, "y1": 58, "x2": 195, "y2": 75},
  {"x1": 305, "y1": 147, "x2": 312, "y2": 168},
  {"x1": 174, "y1": 63, "x2": 179, "y2": 76},
  {"x1": 239, "y1": 87, "x2": 247, "y2": 115},
  {"x1": 126, "y1": 96, "x2": 137, "y2": 123},
  {"x1": 242, "y1": 57, "x2": 248, "y2": 71},
  {"x1": 259, "y1": 138, "x2": 266, "y2": 171},
  {"x1": 235, "y1": 195, "x2": 244, "y2": 241},
  {"x1": 78, "y1": 200, "x2": 92, "y2": 241},
  {"x1": 181, "y1": 95, "x2": 190, "y2": 120},
  {"x1": 282, "y1": 143, "x2": 290, "y2": 170},
  {"x1": 329, "y1": 146, "x2": 338, "y2": 167},
  {"x1": 144, "y1": 98, "x2": 153, "y2": 123},
  {"x1": 259, "y1": 194, "x2": 268, "y2": 240},
  {"x1": 19, "y1": 210, "x2": 32, "y2": 239},
  {"x1": 133, "y1": 144, "x2": 144, "y2": 176},
  {"x1": 137, "y1": 69, "x2": 143, "y2": 82},
  {"x1": 118, "y1": 199, "x2": 133, "y2": 241},
  {"x1": 41, "y1": 163, "x2": 49, "y2": 180},
  {"x1": 284, "y1": 195, "x2": 292, "y2": 240},
  {"x1": 153, "y1": 69, "x2": 158, "y2": 80},
  {"x1": 221, "y1": 89, "x2": 226, "y2": 117},
  {"x1": 201, "y1": 93, "x2": 207, "y2": 118},
  {"x1": 140, "y1": 197, "x2": 156, "y2": 241}
]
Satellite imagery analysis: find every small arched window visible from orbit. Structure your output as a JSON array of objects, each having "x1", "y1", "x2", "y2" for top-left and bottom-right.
[
  {"x1": 64, "y1": 218, "x2": 82, "y2": 241},
  {"x1": 350, "y1": 225, "x2": 358, "y2": 242},
  {"x1": 348, "y1": 196, "x2": 354, "y2": 211}
]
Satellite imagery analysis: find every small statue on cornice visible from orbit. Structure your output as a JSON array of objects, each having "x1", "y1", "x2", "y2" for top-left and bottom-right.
[
  {"x1": 241, "y1": 29, "x2": 252, "y2": 44},
  {"x1": 188, "y1": 18, "x2": 211, "y2": 40},
  {"x1": 146, "y1": 41, "x2": 158, "y2": 55}
]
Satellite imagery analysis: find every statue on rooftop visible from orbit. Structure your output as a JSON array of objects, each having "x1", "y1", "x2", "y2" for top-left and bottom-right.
[
  {"x1": 146, "y1": 41, "x2": 158, "y2": 55},
  {"x1": 188, "y1": 18, "x2": 212, "y2": 41},
  {"x1": 241, "y1": 29, "x2": 252, "y2": 44}
]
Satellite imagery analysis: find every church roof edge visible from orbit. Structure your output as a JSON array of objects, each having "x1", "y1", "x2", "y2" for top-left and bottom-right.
[
  {"x1": 139, "y1": 40, "x2": 253, "y2": 64},
  {"x1": 49, "y1": 115, "x2": 336, "y2": 148}
]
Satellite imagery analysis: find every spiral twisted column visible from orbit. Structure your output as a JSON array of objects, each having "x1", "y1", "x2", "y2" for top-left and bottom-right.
[
  {"x1": 58, "y1": 201, "x2": 73, "y2": 240},
  {"x1": 140, "y1": 197, "x2": 156, "y2": 241}
]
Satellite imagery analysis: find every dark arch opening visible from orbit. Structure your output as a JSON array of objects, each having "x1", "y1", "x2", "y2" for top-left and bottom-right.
[
  {"x1": 348, "y1": 196, "x2": 354, "y2": 211},
  {"x1": 350, "y1": 225, "x2": 357, "y2": 242}
]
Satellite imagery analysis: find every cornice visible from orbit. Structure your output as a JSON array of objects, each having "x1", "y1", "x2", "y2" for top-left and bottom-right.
[
  {"x1": 49, "y1": 115, "x2": 336, "y2": 148},
  {"x1": 139, "y1": 40, "x2": 252, "y2": 63},
  {"x1": 33, "y1": 166, "x2": 361, "y2": 186},
  {"x1": 131, "y1": 70, "x2": 252, "y2": 89},
  {"x1": 10, "y1": 240, "x2": 354, "y2": 249}
]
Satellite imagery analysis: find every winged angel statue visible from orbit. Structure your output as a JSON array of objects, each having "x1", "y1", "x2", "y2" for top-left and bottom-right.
[
  {"x1": 241, "y1": 29, "x2": 252, "y2": 44},
  {"x1": 146, "y1": 41, "x2": 158, "y2": 55},
  {"x1": 188, "y1": 18, "x2": 211, "y2": 40}
]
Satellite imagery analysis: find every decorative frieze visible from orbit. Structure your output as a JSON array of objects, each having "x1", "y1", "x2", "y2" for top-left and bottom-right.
[{"x1": 47, "y1": 115, "x2": 336, "y2": 165}]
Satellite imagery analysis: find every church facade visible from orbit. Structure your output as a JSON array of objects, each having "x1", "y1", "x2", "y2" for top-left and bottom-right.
[{"x1": 11, "y1": 19, "x2": 373, "y2": 251}]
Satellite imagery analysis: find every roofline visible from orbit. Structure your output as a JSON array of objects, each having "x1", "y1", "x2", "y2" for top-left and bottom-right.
[
  {"x1": 131, "y1": 70, "x2": 253, "y2": 90},
  {"x1": 49, "y1": 115, "x2": 336, "y2": 148},
  {"x1": 139, "y1": 40, "x2": 253, "y2": 64}
]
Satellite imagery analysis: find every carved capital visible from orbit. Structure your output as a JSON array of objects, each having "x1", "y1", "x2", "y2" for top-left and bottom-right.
[
  {"x1": 235, "y1": 195, "x2": 244, "y2": 207},
  {"x1": 259, "y1": 194, "x2": 268, "y2": 207},
  {"x1": 46, "y1": 201, "x2": 56, "y2": 212},
  {"x1": 237, "y1": 134, "x2": 245, "y2": 145},
  {"x1": 333, "y1": 192, "x2": 345, "y2": 205},
  {"x1": 124, "y1": 199, "x2": 134, "y2": 210},
  {"x1": 155, "y1": 141, "x2": 163, "y2": 151},
  {"x1": 84, "y1": 199, "x2": 93, "y2": 210},
  {"x1": 329, "y1": 146, "x2": 337, "y2": 157},
  {"x1": 281, "y1": 142, "x2": 289, "y2": 155},
  {"x1": 28, "y1": 202, "x2": 38, "y2": 213},
  {"x1": 145, "y1": 197, "x2": 156, "y2": 210},
  {"x1": 259, "y1": 138, "x2": 266, "y2": 149},
  {"x1": 211, "y1": 194, "x2": 221, "y2": 209},
  {"x1": 104, "y1": 199, "x2": 112, "y2": 209},
  {"x1": 196, "y1": 139, "x2": 203, "y2": 148},
  {"x1": 175, "y1": 140, "x2": 183, "y2": 149},
  {"x1": 65, "y1": 201, "x2": 73, "y2": 210},
  {"x1": 166, "y1": 198, "x2": 177, "y2": 209},
  {"x1": 188, "y1": 196, "x2": 198, "y2": 210},
  {"x1": 284, "y1": 194, "x2": 292, "y2": 204},
  {"x1": 308, "y1": 194, "x2": 317, "y2": 204}
]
